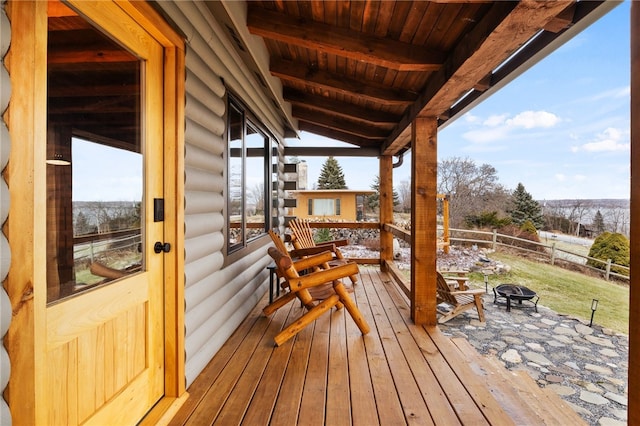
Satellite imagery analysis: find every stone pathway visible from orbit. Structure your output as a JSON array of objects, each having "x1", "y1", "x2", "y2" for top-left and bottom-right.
[{"x1": 438, "y1": 290, "x2": 628, "y2": 426}]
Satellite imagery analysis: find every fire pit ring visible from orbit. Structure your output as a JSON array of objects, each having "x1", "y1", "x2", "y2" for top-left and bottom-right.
[{"x1": 493, "y1": 284, "x2": 539, "y2": 312}]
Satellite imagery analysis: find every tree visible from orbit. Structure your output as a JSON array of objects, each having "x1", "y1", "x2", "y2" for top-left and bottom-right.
[
  {"x1": 367, "y1": 175, "x2": 399, "y2": 211},
  {"x1": 397, "y1": 180, "x2": 411, "y2": 213},
  {"x1": 437, "y1": 157, "x2": 511, "y2": 228},
  {"x1": 592, "y1": 209, "x2": 605, "y2": 235},
  {"x1": 317, "y1": 156, "x2": 347, "y2": 189},
  {"x1": 508, "y1": 183, "x2": 544, "y2": 229}
]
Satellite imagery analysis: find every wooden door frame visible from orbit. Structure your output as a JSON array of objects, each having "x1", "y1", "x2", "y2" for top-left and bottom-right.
[{"x1": 4, "y1": 1, "x2": 185, "y2": 423}]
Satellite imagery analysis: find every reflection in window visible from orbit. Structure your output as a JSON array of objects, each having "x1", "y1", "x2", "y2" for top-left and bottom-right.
[
  {"x1": 226, "y1": 98, "x2": 273, "y2": 253},
  {"x1": 228, "y1": 104, "x2": 244, "y2": 250},
  {"x1": 46, "y1": 8, "x2": 142, "y2": 303}
]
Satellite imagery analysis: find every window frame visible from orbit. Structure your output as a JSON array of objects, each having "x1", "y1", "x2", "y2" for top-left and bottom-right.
[{"x1": 226, "y1": 95, "x2": 275, "y2": 255}]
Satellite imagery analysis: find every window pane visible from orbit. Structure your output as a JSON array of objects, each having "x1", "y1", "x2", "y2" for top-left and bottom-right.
[
  {"x1": 46, "y1": 13, "x2": 142, "y2": 303},
  {"x1": 245, "y1": 123, "x2": 266, "y2": 241},
  {"x1": 228, "y1": 104, "x2": 244, "y2": 250},
  {"x1": 313, "y1": 199, "x2": 335, "y2": 216}
]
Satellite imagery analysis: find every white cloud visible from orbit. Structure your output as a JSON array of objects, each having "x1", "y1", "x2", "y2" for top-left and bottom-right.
[
  {"x1": 461, "y1": 110, "x2": 560, "y2": 144},
  {"x1": 483, "y1": 114, "x2": 508, "y2": 127},
  {"x1": 555, "y1": 174, "x2": 566, "y2": 182},
  {"x1": 588, "y1": 86, "x2": 630, "y2": 102},
  {"x1": 464, "y1": 112, "x2": 480, "y2": 123},
  {"x1": 505, "y1": 110, "x2": 560, "y2": 129},
  {"x1": 575, "y1": 127, "x2": 629, "y2": 153},
  {"x1": 462, "y1": 126, "x2": 509, "y2": 144}
]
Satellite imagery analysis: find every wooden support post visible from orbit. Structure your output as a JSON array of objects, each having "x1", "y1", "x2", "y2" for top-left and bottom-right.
[
  {"x1": 629, "y1": 1, "x2": 639, "y2": 422},
  {"x1": 410, "y1": 117, "x2": 438, "y2": 325},
  {"x1": 442, "y1": 194, "x2": 450, "y2": 254},
  {"x1": 379, "y1": 155, "x2": 394, "y2": 271}
]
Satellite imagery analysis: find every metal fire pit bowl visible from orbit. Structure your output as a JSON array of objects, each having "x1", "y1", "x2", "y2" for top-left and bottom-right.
[{"x1": 493, "y1": 284, "x2": 539, "y2": 312}]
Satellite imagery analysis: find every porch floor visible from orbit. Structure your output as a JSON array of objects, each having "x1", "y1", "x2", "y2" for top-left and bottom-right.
[{"x1": 168, "y1": 267, "x2": 585, "y2": 425}]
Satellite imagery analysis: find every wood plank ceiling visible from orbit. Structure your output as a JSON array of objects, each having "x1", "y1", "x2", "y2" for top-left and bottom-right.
[{"x1": 234, "y1": 1, "x2": 610, "y2": 156}]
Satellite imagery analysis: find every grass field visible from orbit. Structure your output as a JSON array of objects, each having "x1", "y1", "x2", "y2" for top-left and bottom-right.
[{"x1": 471, "y1": 251, "x2": 629, "y2": 335}]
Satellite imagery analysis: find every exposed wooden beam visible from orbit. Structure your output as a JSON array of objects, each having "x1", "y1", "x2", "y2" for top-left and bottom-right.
[
  {"x1": 544, "y1": 3, "x2": 576, "y2": 33},
  {"x1": 48, "y1": 48, "x2": 137, "y2": 64},
  {"x1": 293, "y1": 107, "x2": 390, "y2": 140},
  {"x1": 283, "y1": 88, "x2": 402, "y2": 124},
  {"x1": 48, "y1": 83, "x2": 138, "y2": 97},
  {"x1": 284, "y1": 146, "x2": 380, "y2": 157},
  {"x1": 270, "y1": 59, "x2": 417, "y2": 107},
  {"x1": 297, "y1": 122, "x2": 383, "y2": 148},
  {"x1": 247, "y1": 7, "x2": 444, "y2": 72},
  {"x1": 382, "y1": 1, "x2": 573, "y2": 155}
]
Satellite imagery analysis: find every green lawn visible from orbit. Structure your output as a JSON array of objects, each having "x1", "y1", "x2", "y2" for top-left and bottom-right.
[{"x1": 471, "y1": 251, "x2": 629, "y2": 335}]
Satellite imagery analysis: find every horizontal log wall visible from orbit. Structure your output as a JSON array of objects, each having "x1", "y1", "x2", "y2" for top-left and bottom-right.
[{"x1": 155, "y1": 1, "x2": 283, "y2": 386}]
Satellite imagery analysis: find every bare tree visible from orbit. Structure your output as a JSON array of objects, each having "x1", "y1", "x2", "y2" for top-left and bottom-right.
[
  {"x1": 397, "y1": 180, "x2": 411, "y2": 213},
  {"x1": 437, "y1": 157, "x2": 510, "y2": 227},
  {"x1": 248, "y1": 183, "x2": 265, "y2": 215}
]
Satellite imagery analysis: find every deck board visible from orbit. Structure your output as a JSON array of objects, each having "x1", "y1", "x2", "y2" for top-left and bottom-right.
[{"x1": 170, "y1": 267, "x2": 587, "y2": 425}]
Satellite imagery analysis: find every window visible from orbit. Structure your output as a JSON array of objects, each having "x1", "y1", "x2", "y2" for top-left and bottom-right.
[
  {"x1": 227, "y1": 97, "x2": 273, "y2": 253},
  {"x1": 308, "y1": 198, "x2": 341, "y2": 216}
]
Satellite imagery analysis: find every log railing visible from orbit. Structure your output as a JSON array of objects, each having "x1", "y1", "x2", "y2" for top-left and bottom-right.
[{"x1": 293, "y1": 221, "x2": 630, "y2": 298}]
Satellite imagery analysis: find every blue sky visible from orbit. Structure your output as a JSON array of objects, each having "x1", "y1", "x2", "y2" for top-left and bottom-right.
[{"x1": 292, "y1": 2, "x2": 630, "y2": 201}]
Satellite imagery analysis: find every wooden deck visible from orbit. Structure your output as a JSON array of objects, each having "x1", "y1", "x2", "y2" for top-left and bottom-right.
[{"x1": 168, "y1": 268, "x2": 586, "y2": 425}]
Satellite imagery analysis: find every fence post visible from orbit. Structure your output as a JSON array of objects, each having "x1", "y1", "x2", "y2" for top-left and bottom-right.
[
  {"x1": 492, "y1": 229, "x2": 497, "y2": 250},
  {"x1": 550, "y1": 242, "x2": 556, "y2": 265},
  {"x1": 606, "y1": 259, "x2": 612, "y2": 281},
  {"x1": 90, "y1": 241, "x2": 95, "y2": 263}
]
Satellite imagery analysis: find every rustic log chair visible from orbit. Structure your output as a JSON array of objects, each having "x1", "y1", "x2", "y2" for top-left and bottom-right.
[
  {"x1": 266, "y1": 230, "x2": 344, "y2": 309},
  {"x1": 436, "y1": 271, "x2": 486, "y2": 323},
  {"x1": 288, "y1": 218, "x2": 357, "y2": 284},
  {"x1": 438, "y1": 269, "x2": 470, "y2": 290},
  {"x1": 265, "y1": 245, "x2": 370, "y2": 346}
]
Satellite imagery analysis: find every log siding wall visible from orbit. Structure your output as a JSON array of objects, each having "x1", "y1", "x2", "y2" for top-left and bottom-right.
[
  {"x1": 0, "y1": 1, "x2": 11, "y2": 423},
  {"x1": 155, "y1": 1, "x2": 281, "y2": 386}
]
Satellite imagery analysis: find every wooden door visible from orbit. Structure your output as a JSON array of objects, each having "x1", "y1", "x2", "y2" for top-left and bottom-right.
[{"x1": 43, "y1": 2, "x2": 165, "y2": 424}]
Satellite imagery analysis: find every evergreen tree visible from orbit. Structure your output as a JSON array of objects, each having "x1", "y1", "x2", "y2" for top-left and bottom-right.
[
  {"x1": 367, "y1": 175, "x2": 399, "y2": 211},
  {"x1": 317, "y1": 156, "x2": 347, "y2": 189},
  {"x1": 508, "y1": 183, "x2": 544, "y2": 229},
  {"x1": 592, "y1": 209, "x2": 605, "y2": 235}
]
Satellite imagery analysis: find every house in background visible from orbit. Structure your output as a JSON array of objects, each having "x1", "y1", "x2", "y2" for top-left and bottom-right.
[
  {"x1": 2, "y1": 1, "x2": 639, "y2": 425},
  {"x1": 289, "y1": 189, "x2": 375, "y2": 221}
]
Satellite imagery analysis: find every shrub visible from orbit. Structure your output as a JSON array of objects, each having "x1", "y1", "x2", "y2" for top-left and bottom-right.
[
  {"x1": 314, "y1": 227, "x2": 332, "y2": 243},
  {"x1": 497, "y1": 224, "x2": 542, "y2": 252},
  {"x1": 464, "y1": 211, "x2": 511, "y2": 229},
  {"x1": 587, "y1": 232, "x2": 629, "y2": 275},
  {"x1": 520, "y1": 219, "x2": 538, "y2": 235}
]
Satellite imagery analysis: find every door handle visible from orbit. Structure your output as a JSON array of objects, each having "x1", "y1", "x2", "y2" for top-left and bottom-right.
[{"x1": 154, "y1": 241, "x2": 171, "y2": 254}]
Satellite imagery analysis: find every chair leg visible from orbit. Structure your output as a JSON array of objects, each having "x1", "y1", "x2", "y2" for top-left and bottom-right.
[
  {"x1": 333, "y1": 282, "x2": 370, "y2": 335},
  {"x1": 263, "y1": 291, "x2": 297, "y2": 317},
  {"x1": 474, "y1": 295, "x2": 485, "y2": 322},
  {"x1": 274, "y1": 294, "x2": 340, "y2": 346}
]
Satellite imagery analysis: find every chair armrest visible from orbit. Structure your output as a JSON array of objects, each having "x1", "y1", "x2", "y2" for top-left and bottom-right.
[
  {"x1": 450, "y1": 288, "x2": 485, "y2": 296},
  {"x1": 292, "y1": 251, "x2": 335, "y2": 271},
  {"x1": 289, "y1": 262, "x2": 360, "y2": 291},
  {"x1": 289, "y1": 245, "x2": 337, "y2": 258},
  {"x1": 439, "y1": 270, "x2": 468, "y2": 275},
  {"x1": 317, "y1": 239, "x2": 349, "y2": 247}
]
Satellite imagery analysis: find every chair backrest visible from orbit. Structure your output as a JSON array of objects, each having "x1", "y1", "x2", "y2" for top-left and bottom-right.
[
  {"x1": 436, "y1": 272, "x2": 459, "y2": 306},
  {"x1": 289, "y1": 219, "x2": 316, "y2": 249},
  {"x1": 268, "y1": 229, "x2": 289, "y2": 254}
]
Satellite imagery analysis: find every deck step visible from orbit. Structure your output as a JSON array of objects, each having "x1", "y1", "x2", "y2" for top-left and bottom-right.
[{"x1": 450, "y1": 337, "x2": 587, "y2": 425}]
